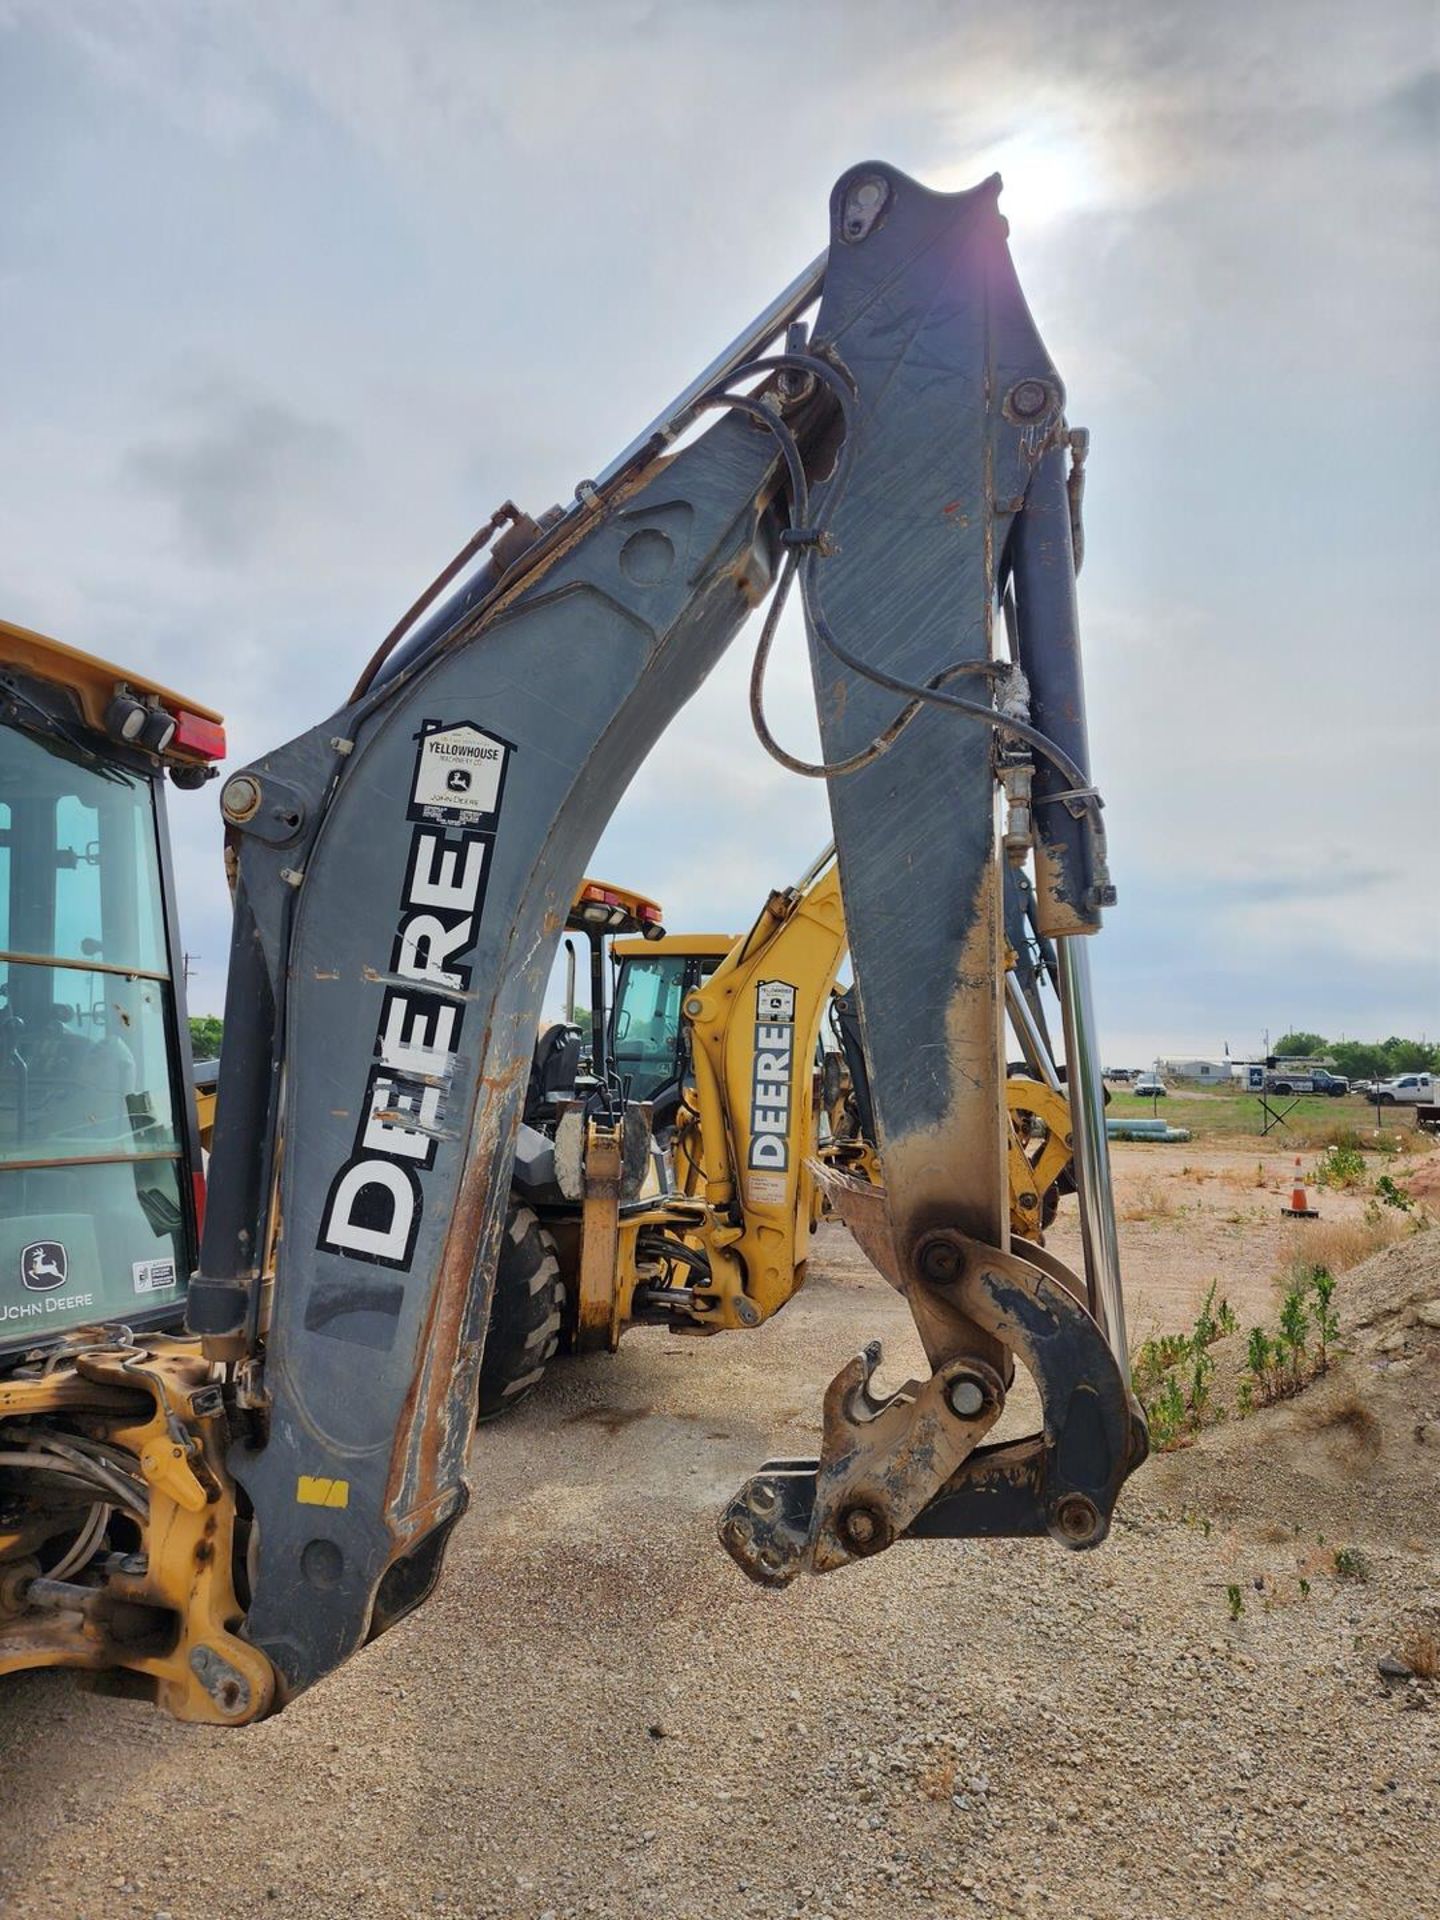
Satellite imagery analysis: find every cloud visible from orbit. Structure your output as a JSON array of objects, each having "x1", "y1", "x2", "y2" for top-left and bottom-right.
[
  {"x1": 1, "y1": 0, "x2": 1436, "y2": 1050},
  {"x1": 124, "y1": 382, "x2": 352, "y2": 566},
  {"x1": 1224, "y1": 868, "x2": 1393, "y2": 906},
  {"x1": 1376, "y1": 67, "x2": 1440, "y2": 142},
  {"x1": 0, "y1": 0, "x2": 278, "y2": 146}
]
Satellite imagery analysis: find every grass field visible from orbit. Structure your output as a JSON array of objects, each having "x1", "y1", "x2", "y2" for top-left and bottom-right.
[{"x1": 1104, "y1": 1081, "x2": 1428, "y2": 1147}]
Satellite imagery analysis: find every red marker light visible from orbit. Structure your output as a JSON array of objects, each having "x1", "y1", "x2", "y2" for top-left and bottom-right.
[{"x1": 172, "y1": 710, "x2": 227, "y2": 761}]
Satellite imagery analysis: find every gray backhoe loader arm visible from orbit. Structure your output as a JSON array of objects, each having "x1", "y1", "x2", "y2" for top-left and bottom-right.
[{"x1": 192, "y1": 162, "x2": 1144, "y2": 1707}]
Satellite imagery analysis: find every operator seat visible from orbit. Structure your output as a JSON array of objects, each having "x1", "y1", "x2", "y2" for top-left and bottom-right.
[{"x1": 524, "y1": 1023, "x2": 582, "y2": 1127}]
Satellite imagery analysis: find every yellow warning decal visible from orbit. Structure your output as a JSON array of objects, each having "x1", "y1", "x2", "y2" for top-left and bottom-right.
[{"x1": 296, "y1": 1475, "x2": 350, "y2": 1508}]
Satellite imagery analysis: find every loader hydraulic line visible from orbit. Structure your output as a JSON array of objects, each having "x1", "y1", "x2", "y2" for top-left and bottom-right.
[{"x1": 189, "y1": 162, "x2": 1144, "y2": 1711}]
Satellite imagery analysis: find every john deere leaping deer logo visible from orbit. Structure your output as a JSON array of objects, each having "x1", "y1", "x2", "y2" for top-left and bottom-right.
[{"x1": 20, "y1": 1241, "x2": 68, "y2": 1292}]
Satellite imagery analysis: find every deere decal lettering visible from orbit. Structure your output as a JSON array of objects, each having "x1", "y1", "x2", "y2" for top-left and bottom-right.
[
  {"x1": 0, "y1": 1219, "x2": 106, "y2": 1339},
  {"x1": 317, "y1": 720, "x2": 513, "y2": 1270},
  {"x1": 748, "y1": 979, "x2": 796, "y2": 1177}
]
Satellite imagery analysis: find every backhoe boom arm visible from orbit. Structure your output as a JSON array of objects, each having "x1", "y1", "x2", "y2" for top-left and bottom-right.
[{"x1": 192, "y1": 162, "x2": 1143, "y2": 1711}]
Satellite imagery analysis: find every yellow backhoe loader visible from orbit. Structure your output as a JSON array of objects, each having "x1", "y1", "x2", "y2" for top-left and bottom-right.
[
  {"x1": 1, "y1": 161, "x2": 1145, "y2": 1721},
  {"x1": 0, "y1": 616, "x2": 241, "y2": 1716},
  {"x1": 478, "y1": 846, "x2": 1078, "y2": 1415}
]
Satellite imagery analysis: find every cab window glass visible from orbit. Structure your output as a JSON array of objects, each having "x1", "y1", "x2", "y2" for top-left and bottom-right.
[
  {"x1": 0, "y1": 714, "x2": 187, "y2": 1351},
  {"x1": 0, "y1": 724, "x2": 166, "y2": 974},
  {"x1": 613, "y1": 956, "x2": 687, "y2": 1078},
  {"x1": 0, "y1": 1159, "x2": 185, "y2": 1338},
  {"x1": 0, "y1": 961, "x2": 178, "y2": 1163}
]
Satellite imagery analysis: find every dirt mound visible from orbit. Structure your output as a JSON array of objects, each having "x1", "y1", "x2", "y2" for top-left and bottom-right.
[
  {"x1": 1337, "y1": 1227, "x2": 1440, "y2": 1364},
  {"x1": 1144, "y1": 1229, "x2": 1440, "y2": 1545}
]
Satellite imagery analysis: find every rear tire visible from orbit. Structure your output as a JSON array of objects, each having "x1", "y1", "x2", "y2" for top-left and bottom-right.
[{"x1": 476, "y1": 1202, "x2": 567, "y2": 1423}]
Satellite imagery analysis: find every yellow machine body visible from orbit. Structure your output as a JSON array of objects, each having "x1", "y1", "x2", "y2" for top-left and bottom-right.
[
  {"x1": 0, "y1": 617, "x2": 224, "y2": 746},
  {"x1": 568, "y1": 857, "x2": 1074, "y2": 1346},
  {"x1": 0, "y1": 1342, "x2": 272, "y2": 1722},
  {"x1": 0, "y1": 617, "x2": 238, "y2": 1714},
  {"x1": 669, "y1": 864, "x2": 845, "y2": 1325}
]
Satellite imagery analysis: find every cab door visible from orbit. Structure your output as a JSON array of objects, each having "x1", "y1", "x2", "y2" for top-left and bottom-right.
[{"x1": 0, "y1": 714, "x2": 200, "y2": 1351}]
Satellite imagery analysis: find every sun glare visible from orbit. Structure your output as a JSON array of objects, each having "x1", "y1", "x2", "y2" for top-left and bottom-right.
[{"x1": 935, "y1": 129, "x2": 1103, "y2": 229}]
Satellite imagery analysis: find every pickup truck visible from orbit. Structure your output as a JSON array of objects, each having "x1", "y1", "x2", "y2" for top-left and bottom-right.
[
  {"x1": 1274, "y1": 1067, "x2": 1348, "y2": 1097},
  {"x1": 1254, "y1": 1067, "x2": 1348, "y2": 1097},
  {"x1": 1370, "y1": 1071, "x2": 1437, "y2": 1108}
]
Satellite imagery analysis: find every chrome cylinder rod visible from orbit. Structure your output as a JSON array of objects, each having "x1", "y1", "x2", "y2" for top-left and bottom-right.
[
  {"x1": 1056, "y1": 936, "x2": 1128, "y2": 1363},
  {"x1": 589, "y1": 251, "x2": 829, "y2": 494},
  {"x1": 792, "y1": 839, "x2": 837, "y2": 894},
  {"x1": 1005, "y1": 972, "x2": 1063, "y2": 1093}
]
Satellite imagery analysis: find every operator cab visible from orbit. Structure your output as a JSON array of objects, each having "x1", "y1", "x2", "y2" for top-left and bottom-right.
[
  {"x1": 608, "y1": 932, "x2": 735, "y2": 1108},
  {"x1": 0, "y1": 618, "x2": 224, "y2": 1357},
  {"x1": 526, "y1": 880, "x2": 667, "y2": 1129}
]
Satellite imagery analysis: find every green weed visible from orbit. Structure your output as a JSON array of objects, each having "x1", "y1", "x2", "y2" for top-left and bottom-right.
[
  {"x1": 1278, "y1": 1280, "x2": 1310, "y2": 1380},
  {"x1": 1310, "y1": 1268, "x2": 1338, "y2": 1366},
  {"x1": 1132, "y1": 1284, "x2": 1240, "y2": 1451},
  {"x1": 1333, "y1": 1546, "x2": 1371, "y2": 1582},
  {"x1": 1193, "y1": 1282, "x2": 1238, "y2": 1347},
  {"x1": 1315, "y1": 1143, "x2": 1366, "y2": 1190},
  {"x1": 1131, "y1": 1333, "x2": 1192, "y2": 1396},
  {"x1": 1242, "y1": 1267, "x2": 1340, "y2": 1407},
  {"x1": 1374, "y1": 1173, "x2": 1413, "y2": 1212},
  {"x1": 1145, "y1": 1374, "x2": 1187, "y2": 1451}
]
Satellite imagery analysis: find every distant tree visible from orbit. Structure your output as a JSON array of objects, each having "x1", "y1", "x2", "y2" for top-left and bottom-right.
[
  {"x1": 1379, "y1": 1035, "x2": 1440, "y2": 1074},
  {"x1": 1324, "y1": 1037, "x2": 1437, "y2": 1081},
  {"x1": 1274, "y1": 1031, "x2": 1328, "y2": 1059},
  {"x1": 1329, "y1": 1040, "x2": 1387, "y2": 1081},
  {"x1": 188, "y1": 1014, "x2": 224, "y2": 1060}
]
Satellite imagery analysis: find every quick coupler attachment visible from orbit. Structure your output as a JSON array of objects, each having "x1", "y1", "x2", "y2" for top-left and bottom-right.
[
  {"x1": 720, "y1": 1342, "x2": 1007, "y2": 1588},
  {"x1": 720, "y1": 1239, "x2": 1148, "y2": 1587}
]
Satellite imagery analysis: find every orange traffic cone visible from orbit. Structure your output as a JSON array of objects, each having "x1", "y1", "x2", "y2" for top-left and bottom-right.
[{"x1": 1282, "y1": 1156, "x2": 1318, "y2": 1219}]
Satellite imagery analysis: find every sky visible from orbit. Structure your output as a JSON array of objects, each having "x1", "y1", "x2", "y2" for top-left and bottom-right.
[{"x1": 1, "y1": 0, "x2": 1436, "y2": 1067}]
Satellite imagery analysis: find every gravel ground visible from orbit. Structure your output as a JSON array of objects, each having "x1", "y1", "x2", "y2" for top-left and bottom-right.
[{"x1": 0, "y1": 1161, "x2": 1436, "y2": 1920}]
